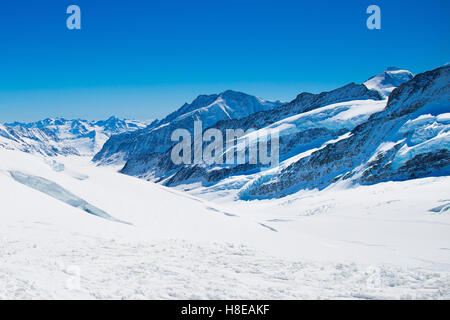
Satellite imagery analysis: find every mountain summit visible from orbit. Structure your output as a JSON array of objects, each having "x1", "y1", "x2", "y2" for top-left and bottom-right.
[
  {"x1": 364, "y1": 67, "x2": 414, "y2": 98},
  {"x1": 93, "y1": 91, "x2": 283, "y2": 165},
  {"x1": 153, "y1": 90, "x2": 283, "y2": 129}
]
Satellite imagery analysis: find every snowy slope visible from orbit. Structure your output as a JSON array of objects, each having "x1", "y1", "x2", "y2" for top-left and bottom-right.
[
  {"x1": 1, "y1": 148, "x2": 450, "y2": 299},
  {"x1": 0, "y1": 149, "x2": 271, "y2": 242}
]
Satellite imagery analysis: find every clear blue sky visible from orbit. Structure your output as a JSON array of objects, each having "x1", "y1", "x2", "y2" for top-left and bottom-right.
[{"x1": 0, "y1": 0, "x2": 448, "y2": 122}]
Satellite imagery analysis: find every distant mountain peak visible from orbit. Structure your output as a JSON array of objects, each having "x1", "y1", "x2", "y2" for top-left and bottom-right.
[
  {"x1": 151, "y1": 90, "x2": 282, "y2": 129},
  {"x1": 93, "y1": 91, "x2": 283, "y2": 165},
  {"x1": 364, "y1": 67, "x2": 414, "y2": 98},
  {"x1": 0, "y1": 117, "x2": 147, "y2": 156}
]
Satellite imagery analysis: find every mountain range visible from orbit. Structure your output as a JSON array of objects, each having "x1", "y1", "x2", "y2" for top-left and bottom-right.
[
  {"x1": 1, "y1": 65, "x2": 449, "y2": 299},
  {"x1": 2, "y1": 66, "x2": 448, "y2": 201},
  {"x1": 92, "y1": 90, "x2": 283, "y2": 165},
  {"x1": 0, "y1": 117, "x2": 148, "y2": 156}
]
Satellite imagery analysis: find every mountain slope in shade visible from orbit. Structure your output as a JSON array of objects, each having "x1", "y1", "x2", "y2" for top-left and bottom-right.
[
  {"x1": 364, "y1": 67, "x2": 414, "y2": 98},
  {"x1": 93, "y1": 90, "x2": 283, "y2": 165},
  {"x1": 1, "y1": 117, "x2": 147, "y2": 156}
]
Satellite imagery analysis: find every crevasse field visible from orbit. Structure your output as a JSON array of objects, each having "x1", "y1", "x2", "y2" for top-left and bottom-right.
[{"x1": 1, "y1": 149, "x2": 449, "y2": 299}]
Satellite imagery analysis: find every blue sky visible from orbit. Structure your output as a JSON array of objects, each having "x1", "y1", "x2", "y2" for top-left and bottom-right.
[{"x1": 0, "y1": 0, "x2": 448, "y2": 122}]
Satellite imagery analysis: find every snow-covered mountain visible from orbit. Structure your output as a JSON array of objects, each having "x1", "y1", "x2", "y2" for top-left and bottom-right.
[
  {"x1": 93, "y1": 90, "x2": 283, "y2": 165},
  {"x1": 3, "y1": 66, "x2": 445, "y2": 202},
  {"x1": 240, "y1": 65, "x2": 449, "y2": 199},
  {"x1": 101, "y1": 73, "x2": 392, "y2": 183},
  {"x1": 91, "y1": 66, "x2": 449, "y2": 202},
  {"x1": 363, "y1": 67, "x2": 414, "y2": 98},
  {"x1": 1, "y1": 66, "x2": 450, "y2": 299},
  {"x1": 0, "y1": 117, "x2": 147, "y2": 156},
  {"x1": 154, "y1": 83, "x2": 385, "y2": 185}
]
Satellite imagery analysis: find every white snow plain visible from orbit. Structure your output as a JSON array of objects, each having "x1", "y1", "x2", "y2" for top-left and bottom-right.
[{"x1": 1, "y1": 149, "x2": 449, "y2": 299}]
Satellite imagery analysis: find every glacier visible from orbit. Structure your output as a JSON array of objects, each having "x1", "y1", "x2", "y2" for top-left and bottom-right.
[
  {"x1": 1, "y1": 65, "x2": 449, "y2": 299},
  {"x1": 1, "y1": 148, "x2": 449, "y2": 299},
  {"x1": 9, "y1": 170, "x2": 130, "y2": 224}
]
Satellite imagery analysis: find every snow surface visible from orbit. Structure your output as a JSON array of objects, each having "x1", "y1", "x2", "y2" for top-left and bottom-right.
[{"x1": 1, "y1": 149, "x2": 449, "y2": 299}]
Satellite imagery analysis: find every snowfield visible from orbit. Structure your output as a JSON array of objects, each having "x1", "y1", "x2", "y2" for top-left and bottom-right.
[{"x1": 1, "y1": 149, "x2": 449, "y2": 299}]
